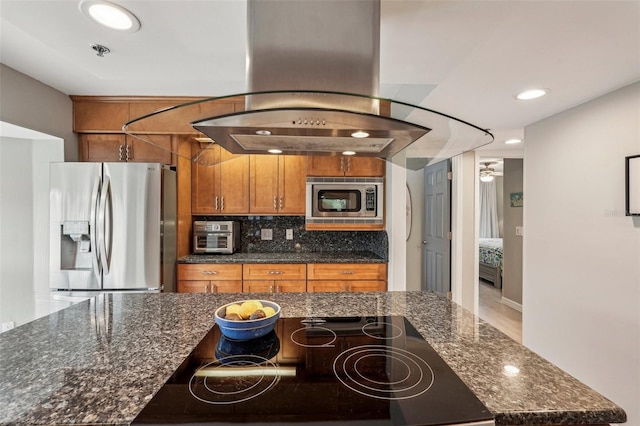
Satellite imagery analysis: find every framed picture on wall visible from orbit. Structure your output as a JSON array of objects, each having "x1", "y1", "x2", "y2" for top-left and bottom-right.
[
  {"x1": 510, "y1": 192, "x2": 523, "y2": 208},
  {"x1": 626, "y1": 155, "x2": 640, "y2": 216}
]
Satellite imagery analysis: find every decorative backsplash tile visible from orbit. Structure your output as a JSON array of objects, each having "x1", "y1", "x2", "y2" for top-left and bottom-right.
[{"x1": 194, "y1": 216, "x2": 388, "y2": 260}]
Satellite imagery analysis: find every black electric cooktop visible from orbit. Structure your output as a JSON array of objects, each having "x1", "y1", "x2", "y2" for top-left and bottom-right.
[{"x1": 133, "y1": 316, "x2": 494, "y2": 425}]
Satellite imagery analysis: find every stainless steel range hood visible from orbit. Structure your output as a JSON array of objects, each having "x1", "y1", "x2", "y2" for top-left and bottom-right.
[
  {"x1": 193, "y1": 0, "x2": 430, "y2": 158},
  {"x1": 123, "y1": 0, "x2": 494, "y2": 168}
]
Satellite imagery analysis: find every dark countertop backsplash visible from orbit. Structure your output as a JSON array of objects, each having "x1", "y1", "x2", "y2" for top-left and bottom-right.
[{"x1": 194, "y1": 216, "x2": 388, "y2": 260}]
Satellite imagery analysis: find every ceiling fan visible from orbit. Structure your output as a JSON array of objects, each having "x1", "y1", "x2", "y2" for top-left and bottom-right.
[{"x1": 479, "y1": 162, "x2": 502, "y2": 182}]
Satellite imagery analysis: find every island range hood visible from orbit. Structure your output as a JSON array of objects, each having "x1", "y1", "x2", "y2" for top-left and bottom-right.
[
  {"x1": 123, "y1": 0, "x2": 493, "y2": 166},
  {"x1": 192, "y1": 0, "x2": 431, "y2": 158}
]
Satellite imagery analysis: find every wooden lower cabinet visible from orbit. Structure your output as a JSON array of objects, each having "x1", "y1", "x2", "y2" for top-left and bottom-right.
[
  {"x1": 307, "y1": 263, "x2": 387, "y2": 292},
  {"x1": 177, "y1": 264, "x2": 243, "y2": 293},
  {"x1": 243, "y1": 264, "x2": 307, "y2": 293},
  {"x1": 243, "y1": 280, "x2": 307, "y2": 293},
  {"x1": 177, "y1": 262, "x2": 387, "y2": 293}
]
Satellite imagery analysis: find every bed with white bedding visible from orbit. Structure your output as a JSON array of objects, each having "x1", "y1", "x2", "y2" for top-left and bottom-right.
[{"x1": 479, "y1": 237, "x2": 503, "y2": 289}]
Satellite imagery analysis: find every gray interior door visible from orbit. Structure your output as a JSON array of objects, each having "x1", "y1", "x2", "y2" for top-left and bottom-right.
[{"x1": 423, "y1": 160, "x2": 451, "y2": 293}]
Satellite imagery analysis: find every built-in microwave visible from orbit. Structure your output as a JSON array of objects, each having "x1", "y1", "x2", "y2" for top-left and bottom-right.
[{"x1": 306, "y1": 177, "x2": 384, "y2": 225}]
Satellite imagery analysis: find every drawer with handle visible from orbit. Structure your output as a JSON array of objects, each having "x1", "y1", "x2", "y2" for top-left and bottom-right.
[{"x1": 177, "y1": 264, "x2": 242, "y2": 281}]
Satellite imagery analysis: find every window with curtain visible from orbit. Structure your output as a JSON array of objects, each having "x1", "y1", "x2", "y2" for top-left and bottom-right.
[{"x1": 479, "y1": 180, "x2": 500, "y2": 238}]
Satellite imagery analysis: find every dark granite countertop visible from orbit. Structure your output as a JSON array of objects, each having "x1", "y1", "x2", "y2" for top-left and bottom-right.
[
  {"x1": 0, "y1": 292, "x2": 626, "y2": 425},
  {"x1": 178, "y1": 251, "x2": 387, "y2": 264}
]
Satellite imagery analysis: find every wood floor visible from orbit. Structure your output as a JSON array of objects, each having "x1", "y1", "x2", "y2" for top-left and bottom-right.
[{"x1": 478, "y1": 280, "x2": 522, "y2": 343}]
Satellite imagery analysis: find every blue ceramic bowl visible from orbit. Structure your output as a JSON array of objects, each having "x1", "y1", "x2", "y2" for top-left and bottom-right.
[{"x1": 214, "y1": 300, "x2": 281, "y2": 341}]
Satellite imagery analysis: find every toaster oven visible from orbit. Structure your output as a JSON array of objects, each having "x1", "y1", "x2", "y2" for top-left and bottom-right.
[{"x1": 193, "y1": 221, "x2": 240, "y2": 254}]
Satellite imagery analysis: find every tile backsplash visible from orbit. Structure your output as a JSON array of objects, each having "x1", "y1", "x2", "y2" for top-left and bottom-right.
[{"x1": 194, "y1": 216, "x2": 388, "y2": 260}]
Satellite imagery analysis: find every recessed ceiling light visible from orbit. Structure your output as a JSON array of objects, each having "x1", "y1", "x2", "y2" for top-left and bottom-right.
[
  {"x1": 267, "y1": 149, "x2": 282, "y2": 154},
  {"x1": 505, "y1": 138, "x2": 522, "y2": 144},
  {"x1": 516, "y1": 89, "x2": 548, "y2": 100},
  {"x1": 80, "y1": 0, "x2": 141, "y2": 33},
  {"x1": 342, "y1": 151, "x2": 356, "y2": 156},
  {"x1": 351, "y1": 131, "x2": 369, "y2": 138}
]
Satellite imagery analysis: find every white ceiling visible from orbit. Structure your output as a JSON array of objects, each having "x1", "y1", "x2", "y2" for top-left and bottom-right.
[{"x1": 1, "y1": 0, "x2": 639, "y2": 156}]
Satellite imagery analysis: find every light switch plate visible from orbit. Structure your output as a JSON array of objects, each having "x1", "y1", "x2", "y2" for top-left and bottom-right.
[
  {"x1": 261, "y1": 229, "x2": 273, "y2": 240},
  {"x1": 286, "y1": 229, "x2": 293, "y2": 240},
  {"x1": 515, "y1": 226, "x2": 524, "y2": 236}
]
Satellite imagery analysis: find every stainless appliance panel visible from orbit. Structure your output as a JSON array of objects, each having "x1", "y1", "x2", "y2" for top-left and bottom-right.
[
  {"x1": 49, "y1": 162, "x2": 102, "y2": 291},
  {"x1": 193, "y1": 221, "x2": 240, "y2": 254},
  {"x1": 102, "y1": 163, "x2": 161, "y2": 290},
  {"x1": 50, "y1": 162, "x2": 175, "y2": 294},
  {"x1": 305, "y1": 177, "x2": 384, "y2": 225}
]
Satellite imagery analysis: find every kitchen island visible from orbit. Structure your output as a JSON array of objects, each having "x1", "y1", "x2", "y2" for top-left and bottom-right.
[{"x1": 0, "y1": 291, "x2": 626, "y2": 425}]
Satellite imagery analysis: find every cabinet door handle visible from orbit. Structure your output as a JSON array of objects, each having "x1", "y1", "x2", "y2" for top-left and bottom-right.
[
  {"x1": 202, "y1": 270, "x2": 218, "y2": 275},
  {"x1": 341, "y1": 270, "x2": 354, "y2": 275},
  {"x1": 215, "y1": 196, "x2": 219, "y2": 210},
  {"x1": 211, "y1": 284, "x2": 217, "y2": 293},
  {"x1": 118, "y1": 145, "x2": 124, "y2": 161},
  {"x1": 345, "y1": 156, "x2": 351, "y2": 172},
  {"x1": 125, "y1": 144, "x2": 131, "y2": 161},
  {"x1": 339, "y1": 157, "x2": 344, "y2": 173},
  {"x1": 275, "y1": 284, "x2": 280, "y2": 293},
  {"x1": 268, "y1": 271, "x2": 283, "y2": 275},
  {"x1": 221, "y1": 196, "x2": 224, "y2": 211},
  {"x1": 273, "y1": 196, "x2": 277, "y2": 211},
  {"x1": 279, "y1": 197, "x2": 283, "y2": 210},
  {"x1": 269, "y1": 284, "x2": 274, "y2": 293}
]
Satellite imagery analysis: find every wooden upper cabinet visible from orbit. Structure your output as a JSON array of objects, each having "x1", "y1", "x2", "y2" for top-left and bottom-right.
[
  {"x1": 191, "y1": 142, "x2": 249, "y2": 215},
  {"x1": 307, "y1": 156, "x2": 385, "y2": 177},
  {"x1": 80, "y1": 134, "x2": 125, "y2": 162},
  {"x1": 250, "y1": 155, "x2": 306, "y2": 215},
  {"x1": 73, "y1": 101, "x2": 130, "y2": 132},
  {"x1": 128, "y1": 135, "x2": 173, "y2": 164},
  {"x1": 80, "y1": 134, "x2": 173, "y2": 163},
  {"x1": 71, "y1": 96, "x2": 241, "y2": 134}
]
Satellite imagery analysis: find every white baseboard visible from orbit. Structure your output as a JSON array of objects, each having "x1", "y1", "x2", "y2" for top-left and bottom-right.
[{"x1": 501, "y1": 296, "x2": 523, "y2": 312}]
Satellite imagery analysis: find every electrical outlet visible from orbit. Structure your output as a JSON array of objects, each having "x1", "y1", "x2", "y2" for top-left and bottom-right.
[
  {"x1": 260, "y1": 228, "x2": 273, "y2": 240},
  {"x1": 1, "y1": 321, "x2": 15, "y2": 332},
  {"x1": 286, "y1": 229, "x2": 294, "y2": 240}
]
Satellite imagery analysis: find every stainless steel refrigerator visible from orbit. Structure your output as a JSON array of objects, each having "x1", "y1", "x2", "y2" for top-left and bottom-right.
[{"x1": 49, "y1": 162, "x2": 176, "y2": 295}]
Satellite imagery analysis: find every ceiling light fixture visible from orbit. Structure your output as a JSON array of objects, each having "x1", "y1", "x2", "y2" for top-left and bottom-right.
[
  {"x1": 505, "y1": 138, "x2": 522, "y2": 144},
  {"x1": 516, "y1": 89, "x2": 548, "y2": 100},
  {"x1": 351, "y1": 131, "x2": 369, "y2": 138},
  {"x1": 80, "y1": 0, "x2": 141, "y2": 33},
  {"x1": 480, "y1": 175, "x2": 494, "y2": 183}
]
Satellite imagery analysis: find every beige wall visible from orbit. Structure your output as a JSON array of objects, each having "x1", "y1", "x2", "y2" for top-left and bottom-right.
[
  {"x1": 523, "y1": 81, "x2": 640, "y2": 425},
  {"x1": 0, "y1": 64, "x2": 77, "y2": 161},
  {"x1": 502, "y1": 159, "x2": 523, "y2": 305}
]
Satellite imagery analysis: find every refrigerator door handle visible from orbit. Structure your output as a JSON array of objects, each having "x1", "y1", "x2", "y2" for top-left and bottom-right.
[
  {"x1": 90, "y1": 175, "x2": 102, "y2": 278},
  {"x1": 99, "y1": 175, "x2": 112, "y2": 275}
]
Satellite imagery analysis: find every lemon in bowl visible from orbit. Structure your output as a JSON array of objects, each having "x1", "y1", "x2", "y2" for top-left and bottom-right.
[{"x1": 214, "y1": 300, "x2": 281, "y2": 341}]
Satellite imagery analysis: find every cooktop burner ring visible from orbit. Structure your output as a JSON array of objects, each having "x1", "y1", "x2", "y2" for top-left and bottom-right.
[
  {"x1": 333, "y1": 344, "x2": 435, "y2": 401},
  {"x1": 362, "y1": 321, "x2": 404, "y2": 340},
  {"x1": 353, "y1": 353, "x2": 412, "y2": 385},
  {"x1": 290, "y1": 326, "x2": 337, "y2": 347},
  {"x1": 188, "y1": 354, "x2": 280, "y2": 405}
]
